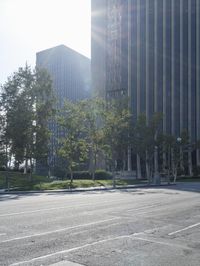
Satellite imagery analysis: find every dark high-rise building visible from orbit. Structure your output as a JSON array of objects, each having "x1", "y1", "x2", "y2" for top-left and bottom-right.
[
  {"x1": 36, "y1": 45, "x2": 91, "y2": 173},
  {"x1": 91, "y1": 0, "x2": 200, "y2": 169}
]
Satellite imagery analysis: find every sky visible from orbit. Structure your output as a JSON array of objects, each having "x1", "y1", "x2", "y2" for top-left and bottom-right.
[{"x1": 0, "y1": 0, "x2": 91, "y2": 85}]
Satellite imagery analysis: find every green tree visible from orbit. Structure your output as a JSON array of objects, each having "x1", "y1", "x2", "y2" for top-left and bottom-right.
[
  {"x1": 0, "y1": 65, "x2": 55, "y2": 176},
  {"x1": 131, "y1": 113, "x2": 163, "y2": 182},
  {"x1": 58, "y1": 100, "x2": 88, "y2": 182},
  {"x1": 0, "y1": 107, "x2": 6, "y2": 169},
  {"x1": 33, "y1": 68, "x2": 56, "y2": 173},
  {"x1": 161, "y1": 130, "x2": 191, "y2": 182},
  {"x1": 80, "y1": 97, "x2": 105, "y2": 180},
  {"x1": 102, "y1": 98, "x2": 131, "y2": 174}
]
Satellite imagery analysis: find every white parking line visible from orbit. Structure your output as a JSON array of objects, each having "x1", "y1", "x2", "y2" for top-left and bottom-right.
[
  {"x1": 1, "y1": 217, "x2": 120, "y2": 244},
  {"x1": 10, "y1": 235, "x2": 138, "y2": 266},
  {"x1": 0, "y1": 201, "x2": 117, "y2": 218},
  {"x1": 0, "y1": 206, "x2": 70, "y2": 217},
  {"x1": 10, "y1": 236, "x2": 127, "y2": 266},
  {"x1": 168, "y1": 222, "x2": 200, "y2": 236},
  {"x1": 124, "y1": 204, "x2": 161, "y2": 213},
  {"x1": 0, "y1": 199, "x2": 140, "y2": 217},
  {"x1": 10, "y1": 232, "x2": 191, "y2": 266},
  {"x1": 134, "y1": 236, "x2": 191, "y2": 250},
  {"x1": 0, "y1": 201, "x2": 162, "y2": 219}
]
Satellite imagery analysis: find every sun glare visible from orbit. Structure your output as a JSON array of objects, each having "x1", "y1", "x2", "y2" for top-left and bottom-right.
[{"x1": 0, "y1": 0, "x2": 91, "y2": 84}]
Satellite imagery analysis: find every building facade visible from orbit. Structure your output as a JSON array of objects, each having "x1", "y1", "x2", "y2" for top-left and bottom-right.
[
  {"x1": 91, "y1": 0, "x2": 200, "y2": 169},
  {"x1": 36, "y1": 45, "x2": 91, "y2": 173}
]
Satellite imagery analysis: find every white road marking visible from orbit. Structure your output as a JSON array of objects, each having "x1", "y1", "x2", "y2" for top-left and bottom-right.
[
  {"x1": 0, "y1": 201, "x2": 109, "y2": 217},
  {"x1": 168, "y1": 222, "x2": 200, "y2": 236},
  {"x1": 124, "y1": 204, "x2": 161, "y2": 213},
  {"x1": 133, "y1": 236, "x2": 191, "y2": 250},
  {"x1": 0, "y1": 233, "x2": 6, "y2": 236},
  {"x1": 0, "y1": 199, "x2": 150, "y2": 217},
  {"x1": 10, "y1": 232, "x2": 191, "y2": 266},
  {"x1": 0, "y1": 200, "x2": 163, "y2": 218},
  {"x1": 69, "y1": 222, "x2": 123, "y2": 237},
  {"x1": 0, "y1": 206, "x2": 69, "y2": 217},
  {"x1": 10, "y1": 235, "x2": 137, "y2": 266},
  {"x1": 1, "y1": 217, "x2": 120, "y2": 244},
  {"x1": 127, "y1": 205, "x2": 170, "y2": 217}
]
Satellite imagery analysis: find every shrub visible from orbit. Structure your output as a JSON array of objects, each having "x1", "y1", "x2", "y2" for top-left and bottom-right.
[
  {"x1": 66, "y1": 171, "x2": 91, "y2": 180},
  {"x1": 94, "y1": 170, "x2": 112, "y2": 180},
  {"x1": 65, "y1": 170, "x2": 112, "y2": 180}
]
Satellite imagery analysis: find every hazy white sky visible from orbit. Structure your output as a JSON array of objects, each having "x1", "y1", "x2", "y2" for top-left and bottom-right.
[{"x1": 0, "y1": 0, "x2": 91, "y2": 85}]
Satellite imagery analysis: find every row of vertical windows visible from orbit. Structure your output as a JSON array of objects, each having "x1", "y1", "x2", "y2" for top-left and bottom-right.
[{"x1": 127, "y1": 0, "x2": 199, "y2": 141}]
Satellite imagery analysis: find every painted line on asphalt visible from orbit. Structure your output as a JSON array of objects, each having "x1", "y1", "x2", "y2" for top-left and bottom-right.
[
  {"x1": 0, "y1": 198, "x2": 141, "y2": 218},
  {"x1": 69, "y1": 222, "x2": 123, "y2": 237},
  {"x1": 0, "y1": 200, "x2": 163, "y2": 218},
  {"x1": 168, "y1": 222, "x2": 200, "y2": 236},
  {"x1": 10, "y1": 235, "x2": 138, "y2": 266},
  {"x1": 133, "y1": 236, "x2": 191, "y2": 250},
  {"x1": 125, "y1": 205, "x2": 172, "y2": 217},
  {"x1": 0, "y1": 206, "x2": 71, "y2": 217},
  {"x1": 1, "y1": 217, "x2": 120, "y2": 244},
  {"x1": 0, "y1": 233, "x2": 6, "y2": 236},
  {"x1": 124, "y1": 204, "x2": 162, "y2": 213},
  {"x1": 0, "y1": 203, "x2": 163, "y2": 243},
  {"x1": 0, "y1": 200, "x2": 120, "y2": 218},
  {"x1": 10, "y1": 232, "x2": 191, "y2": 266}
]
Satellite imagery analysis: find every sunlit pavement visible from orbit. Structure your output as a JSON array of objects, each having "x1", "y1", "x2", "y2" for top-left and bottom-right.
[
  {"x1": 50, "y1": 261, "x2": 83, "y2": 266},
  {"x1": 0, "y1": 183, "x2": 200, "y2": 266}
]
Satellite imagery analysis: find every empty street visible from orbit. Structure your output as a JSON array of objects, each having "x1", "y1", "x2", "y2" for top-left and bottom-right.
[{"x1": 0, "y1": 183, "x2": 200, "y2": 266}]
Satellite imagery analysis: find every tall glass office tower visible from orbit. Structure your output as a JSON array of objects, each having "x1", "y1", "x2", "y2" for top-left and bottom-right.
[
  {"x1": 36, "y1": 45, "x2": 91, "y2": 174},
  {"x1": 92, "y1": 0, "x2": 200, "y2": 168}
]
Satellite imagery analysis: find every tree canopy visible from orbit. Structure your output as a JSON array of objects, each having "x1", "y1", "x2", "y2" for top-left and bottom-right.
[{"x1": 0, "y1": 65, "x2": 55, "y2": 173}]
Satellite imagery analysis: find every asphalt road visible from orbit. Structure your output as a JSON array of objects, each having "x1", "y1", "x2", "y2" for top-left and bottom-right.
[{"x1": 0, "y1": 183, "x2": 200, "y2": 266}]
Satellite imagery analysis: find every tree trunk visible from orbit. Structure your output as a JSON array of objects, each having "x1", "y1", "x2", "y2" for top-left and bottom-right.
[
  {"x1": 171, "y1": 148, "x2": 174, "y2": 177},
  {"x1": 188, "y1": 150, "x2": 193, "y2": 176},
  {"x1": 29, "y1": 158, "x2": 33, "y2": 182},
  {"x1": 70, "y1": 169, "x2": 73, "y2": 184},
  {"x1": 137, "y1": 154, "x2": 142, "y2": 179},
  {"x1": 24, "y1": 158, "x2": 28, "y2": 174},
  {"x1": 127, "y1": 146, "x2": 132, "y2": 171},
  {"x1": 162, "y1": 152, "x2": 167, "y2": 172},
  {"x1": 167, "y1": 147, "x2": 171, "y2": 183},
  {"x1": 92, "y1": 152, "x2": 97, "y2": 181},
  {"x1": 89, "y1": 146, "x2": 94, "y2": 179},
  {"x1": 154, "y1": 147, "x2": 159, "y2": 184},
  {"x1": 145, "y1": 151, "x2": 150, "y2": 183},
  {"x1": 91, "y1": 157, "x2": 95, "y2": 181},
  {"x1": 167, "y1": 168, "x2": 170, "y2": 184},
  {"x1": 5, "y1": 144, "x2": 9, "y2": 191},
  {"x1": 122, "y1": 150, "x2": 126, "y2": 172},
  {"x1": 197, "y1": 149, "x2": 200, "y2": 167},
  {"x1": 112, "y1": 170, "x2": 116, "y2": 188},
  {"x1": 180, "y1": 147, "x2": 185, "y2": 174},
  {"x1": 173, "y1": 167, "x2": 177, "y2": 183}
]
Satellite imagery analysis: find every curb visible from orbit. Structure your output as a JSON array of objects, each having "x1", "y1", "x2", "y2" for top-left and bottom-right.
[{"x1": 0, "y1": 183, "x2": 176, "y2": 195}]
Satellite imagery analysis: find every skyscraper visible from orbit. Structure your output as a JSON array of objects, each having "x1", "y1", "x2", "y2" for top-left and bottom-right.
[
  {"x1": 91, "y1": 0, "x2": 200, "y2": 170},
  {"x1": 36, "y1": 45, "x2": 91, "y2": 173}
]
